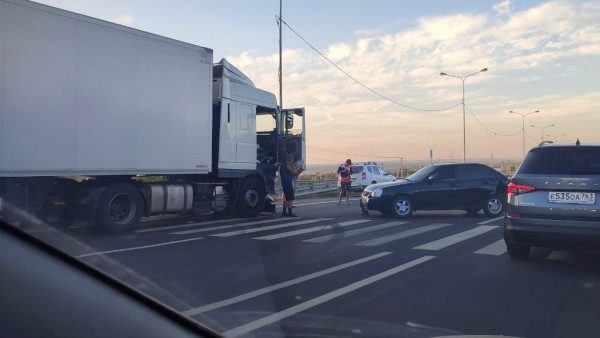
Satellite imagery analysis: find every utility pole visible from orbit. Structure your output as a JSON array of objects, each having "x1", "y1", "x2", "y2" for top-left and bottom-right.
[{"x1": 278, "y1": 0, "x2": 283, "y2": 110}]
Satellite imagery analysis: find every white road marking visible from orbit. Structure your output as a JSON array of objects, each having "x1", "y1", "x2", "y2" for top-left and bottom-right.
[
  {"x1": 413, "y1": 225, "x2": 499, "y2": 251},
  {"x1": 474, "y1": 239, "x2": 507, "y2": 255},
  {"x1": 169, "y1": 218, "x2": 285, "y2": 235},
  {"x1": 221, "y1": 255, "x2": 436, "y2": 338},
  {"x1": 211, "y1": 218, "x2": 334, "y2": 237},
  {"x1": 253, "y1": 220, "x2": 371, "y2": 240},
  {"x1": 478, "y1": 216, "x2": 504, "y2": 225},
  {"x1": 135, "y1": 217, "x2": 249, "y2": 233},
  {"x1": 355, "y1": 223, "x2": 451, "y2": 247},
  {"x1": 76, "y1": 237, "x2": 203, "y2": 258},
  {"x1": 183, "y1": 251, "x2": 392, "y2": 316},
  {"x1": 302, "y1": 221, "x2": 407, "y2": 244}
]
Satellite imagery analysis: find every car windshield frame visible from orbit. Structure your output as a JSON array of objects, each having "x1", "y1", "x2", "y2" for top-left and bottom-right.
[{"x1": 406, "y1": 165, "x2": 436, "y2": 182}]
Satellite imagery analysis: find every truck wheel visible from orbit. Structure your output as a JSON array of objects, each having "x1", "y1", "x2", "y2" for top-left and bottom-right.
[
  {"x1": 97, "y1": 184, "x2": 143, "y2": 234},
  {"x1": 236, "y1": 178, "x2": 265, "y2": 218}
]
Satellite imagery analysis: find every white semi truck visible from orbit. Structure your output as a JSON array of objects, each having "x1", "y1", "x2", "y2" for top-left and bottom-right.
[{"x1": 0, "y1": 0, "x2": 306, "y2": 233}]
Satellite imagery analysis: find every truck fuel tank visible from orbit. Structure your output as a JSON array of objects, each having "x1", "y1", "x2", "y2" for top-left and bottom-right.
[{"x1": 143, "y1": 184, "x2": 193, "y2": 215}]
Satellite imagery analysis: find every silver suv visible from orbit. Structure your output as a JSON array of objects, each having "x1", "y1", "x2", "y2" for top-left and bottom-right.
[
  {"x1": 350, "y1": 162, "x2": 396, "y2": 191},
  {"x1": 503, "y1": 142, "x2": 600, "y2": 259}
]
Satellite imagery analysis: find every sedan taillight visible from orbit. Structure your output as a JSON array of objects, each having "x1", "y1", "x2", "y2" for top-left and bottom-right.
[
  {"x1": 362, "y1": 172, "x2": 366, "y2": 180},
  {"x1": 507, "y1": 183, "x2": 535, "y2": 196}
]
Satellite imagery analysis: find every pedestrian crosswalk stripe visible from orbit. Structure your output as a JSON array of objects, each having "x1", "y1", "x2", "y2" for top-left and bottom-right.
[
  {"x1": 211, "y1": 218, "x2": 334, "y2": 237},
  {"x1": 253, "y1": 219, "x2": 371, "y2": 241},
  {"x1": 413, "y1": 225, "x2": 498, "y2": 251},
  {"x1": 478, "y1": 216, "x2": 504, "y2": 225},
  {"x1": 303, "y1": 221, "x2": 408, "y2": 244},
  {"x1": 170, "y1": 218, "x2": 284, "y2": 235},
  {"x1": 136, "y1": 217, "x2": 249, "y2": 233},
  {"x1": 355, "y1": 223, "x2": 451, "y2": 247},
  {"x1": 474, "y1": 239, "x2": 507, "y2": 255},
  {"x1": 183, "y1": 251, "x2": 392, "y2": 316}
]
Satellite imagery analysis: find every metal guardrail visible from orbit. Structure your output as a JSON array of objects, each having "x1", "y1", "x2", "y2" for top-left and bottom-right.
[{"x1": 275, "y1": 179, "x2": 339, "y2": 197}]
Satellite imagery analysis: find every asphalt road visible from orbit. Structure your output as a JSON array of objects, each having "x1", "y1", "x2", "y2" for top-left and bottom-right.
[{"x1": 65, "y1": 197, "x2": 600, "y2": 338}]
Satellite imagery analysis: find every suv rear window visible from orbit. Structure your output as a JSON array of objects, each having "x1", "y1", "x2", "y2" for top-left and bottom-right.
[
  {"x1": 519, "y1": 147, "x2": 600, "y2": 175},
  {"x1": 351, "y1": 166, "x2": 362, "y2": 174}
]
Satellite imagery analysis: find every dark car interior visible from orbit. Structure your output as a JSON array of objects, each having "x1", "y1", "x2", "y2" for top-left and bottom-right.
[{"x1": 0, "y1": 220, "x2": 222, "y2": 338}]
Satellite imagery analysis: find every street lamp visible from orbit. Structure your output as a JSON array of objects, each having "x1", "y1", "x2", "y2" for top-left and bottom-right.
[
  {"x1": 440, "y1": 68, "x2": 488, "y2": 163},
  {"x1": 531, "y1": 124, "x2": 555, "y2": 142},
  {"x1": 509, "y1": 110, "x2": 539, "y2": 157}
]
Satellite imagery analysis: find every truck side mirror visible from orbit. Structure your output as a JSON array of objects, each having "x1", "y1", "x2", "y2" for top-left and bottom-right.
[{"x1": 285, "y1": 114, "x2": 294, "y2": 130}]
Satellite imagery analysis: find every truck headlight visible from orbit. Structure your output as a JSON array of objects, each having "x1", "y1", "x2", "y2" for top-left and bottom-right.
[{"x1": 371, "y1": 188, "x2": 382, "y2": 197}]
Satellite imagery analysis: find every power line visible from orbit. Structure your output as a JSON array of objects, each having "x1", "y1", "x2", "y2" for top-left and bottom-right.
[
  {"x1": 464, "y1": 105, "x2": 521, "y2": 136},
  {"x1": 277, "y1": 16, "x2": 462, "y2": 112},
  {"x1": 525, "y1": 131, "x2": 537, "y2": 141}
]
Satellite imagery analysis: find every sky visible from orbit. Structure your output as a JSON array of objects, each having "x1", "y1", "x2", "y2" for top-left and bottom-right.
[{"x1": 32, "y1": 0, "x2": 600, "y2": 164}]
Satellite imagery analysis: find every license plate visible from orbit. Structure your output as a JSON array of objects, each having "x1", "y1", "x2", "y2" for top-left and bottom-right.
[{"x1": 548, "y1": 191, "x2": 596, "y2": 204}]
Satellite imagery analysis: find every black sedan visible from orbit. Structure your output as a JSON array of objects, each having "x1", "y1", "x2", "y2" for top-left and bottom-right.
[{"x1": 360, "y1": 163, "x2": 509, "y2": 218}]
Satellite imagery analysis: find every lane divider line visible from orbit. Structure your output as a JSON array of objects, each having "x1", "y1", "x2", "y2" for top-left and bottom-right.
[{"x1": 76, "y1": 237, "x2": 203, "y2": 258}]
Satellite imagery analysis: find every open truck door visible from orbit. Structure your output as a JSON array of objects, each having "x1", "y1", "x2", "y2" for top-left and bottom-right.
[{"x1": 281, "y1": 108, "x2": 306, "y2": 171}]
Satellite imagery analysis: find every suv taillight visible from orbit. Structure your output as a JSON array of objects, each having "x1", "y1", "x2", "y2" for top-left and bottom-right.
[
  {"x1": 362, "y1": 172, "x2": 366, "y2": 179},
  {"x1": 507, "y1": 183, "x2": 535, "y2": 196}
]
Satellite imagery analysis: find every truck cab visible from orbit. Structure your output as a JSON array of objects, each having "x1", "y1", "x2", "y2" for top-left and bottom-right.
[{"x1": 212, "y1": 59, "x2": 305, "y2": 215}]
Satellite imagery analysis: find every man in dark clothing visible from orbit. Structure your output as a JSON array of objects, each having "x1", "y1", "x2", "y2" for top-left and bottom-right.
[{"x1": 280, "y1": 154, "x2": 300, "y2": 217}]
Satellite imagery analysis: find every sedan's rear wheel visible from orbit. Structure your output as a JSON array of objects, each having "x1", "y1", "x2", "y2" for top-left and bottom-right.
[
  {"x1": 483, "y1": 195, "x2": 505, "y2": 217},
  {"x1": 390, "y1": 196, "x2": 413, "y2": 218}
]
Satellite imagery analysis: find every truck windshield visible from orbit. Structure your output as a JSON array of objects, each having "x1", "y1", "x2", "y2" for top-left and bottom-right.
[{"x1": 256, "y1": 113, "x2": 276, "y2": 133}]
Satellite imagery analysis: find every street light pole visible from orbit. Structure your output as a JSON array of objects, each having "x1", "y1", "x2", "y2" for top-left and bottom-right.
[
  {"x1": 440, "y1": 68, "x2": 488, "y2": 163},
  {"x1": 531, "y1": 124, "x2": 555, "y2": 142},
  {"x1": 509, "y1": 110, "x2": 539, "y2": 157}
]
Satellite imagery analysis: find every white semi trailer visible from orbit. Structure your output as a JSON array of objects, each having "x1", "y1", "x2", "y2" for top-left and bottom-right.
[{"x1": 0, "y1": 0, "x2": 306, "y2": 233}]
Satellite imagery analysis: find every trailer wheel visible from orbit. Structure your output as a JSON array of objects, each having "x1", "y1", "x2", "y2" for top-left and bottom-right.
[
  {"x1": 97, "y1": 184, "x2": 143, "y2": 234},
  {"x1": 236, "y1": 178, "x2": 265, "y2": 218}
]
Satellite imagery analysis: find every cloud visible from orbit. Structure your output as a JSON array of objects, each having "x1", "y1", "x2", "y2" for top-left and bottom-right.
[
  {"x1": 493, "y1": 0, "x2": 513, "y2": 16},
  {"x1": 112, "y1": 14, "x2": 134, "y2": 26},
  {"x1": 228, "y1": 1, "x2": 600, "y2": 162}
]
